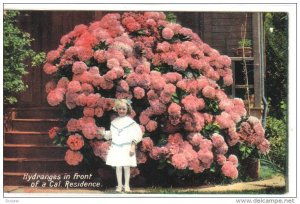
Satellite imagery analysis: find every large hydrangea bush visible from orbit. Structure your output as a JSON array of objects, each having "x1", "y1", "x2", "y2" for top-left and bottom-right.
[{"x1": 45, "y1": 12, "x2": 270, "y2": 182}]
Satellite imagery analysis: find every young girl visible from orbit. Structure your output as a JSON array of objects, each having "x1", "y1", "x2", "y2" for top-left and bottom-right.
[{"x1": 99, "y1": 99, "x2": 143, "y2": 192}]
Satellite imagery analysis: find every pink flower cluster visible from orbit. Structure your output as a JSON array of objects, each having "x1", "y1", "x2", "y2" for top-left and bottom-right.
[
  {"x1": 44, "y1": 12, "x2": 269, "y2": 180},
  {"x1": 90, "y1": 141, "x2": 110, "y2": 161},
  {"x1": 239, "y1": 116, "x2": 270, "y2": 154},
  {"x1": 48, "y1": 126, "x2": 59, "y2": 139},
  {"x1": 221, "y1": 160, "x2": 238, "y2": 179},
  {"x1": 66, "y1": 133, "x2": 84, "y2": 151},
  {"x1": 64, "y1": 149, "x2": 83, "y2": 166}
]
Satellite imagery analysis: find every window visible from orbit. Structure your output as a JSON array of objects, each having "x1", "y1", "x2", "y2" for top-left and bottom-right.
[{"x1": 229, "y1": 57, "x2": 255, "y2": 108}]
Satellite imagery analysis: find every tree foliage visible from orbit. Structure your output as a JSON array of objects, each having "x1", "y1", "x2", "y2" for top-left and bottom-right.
[
  {"x1": 4, "y1": 11, "x2": 45, "y2": 105},
  {"x1": 263, "y1": 13, "x2": 288, "y2": 174},
  {"x1": 264, "y1": 13, "x2": 288, "y2": 118}
]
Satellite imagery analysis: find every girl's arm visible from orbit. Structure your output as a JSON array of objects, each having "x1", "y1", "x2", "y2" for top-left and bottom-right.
[
  {"x1": 129, "y1": 142, "x2": 136, "y2": 156},
  {"x1": 129, "y1": 124, "x2": 143, "y2": 156}
]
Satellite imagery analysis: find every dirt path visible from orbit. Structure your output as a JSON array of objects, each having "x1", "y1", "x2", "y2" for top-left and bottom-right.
[
  {"x1": 4, "y1": 175, "x2": 285, "y2": 194},
  {"x1": 182, "y1": 175, "x2": 285, "y2": 193}
]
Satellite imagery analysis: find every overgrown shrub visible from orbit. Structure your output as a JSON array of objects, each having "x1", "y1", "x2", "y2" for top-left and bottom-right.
[{"x1": 44, "y1": 12, "x2": 270, "y2": 186}]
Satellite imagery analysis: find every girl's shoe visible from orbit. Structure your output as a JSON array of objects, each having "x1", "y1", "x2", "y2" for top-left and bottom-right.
[
  {"x1": 124, "y1": 186, "x2": 131, "y2": 192},
  {"x1": 115, "y1": 185, "x2": 123, "y2": 192}
]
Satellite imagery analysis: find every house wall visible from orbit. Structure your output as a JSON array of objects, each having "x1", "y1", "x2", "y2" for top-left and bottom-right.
[{"x1": 175, "y1": 12, "x2": 253, "y2": 56}]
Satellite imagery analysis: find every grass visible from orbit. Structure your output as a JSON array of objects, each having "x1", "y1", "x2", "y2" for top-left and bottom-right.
[
  {"x1": 259, "y1": 159, "x2": 283, "y2": 179},
  {"x1": 125, "y1": 187, "x2": 286, "y2": 194},
  {"x1": 125, "y1": 160, "x2": 286, "y2": 194}
]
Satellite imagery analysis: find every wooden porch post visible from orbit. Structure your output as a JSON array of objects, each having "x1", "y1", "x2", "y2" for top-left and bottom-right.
[{"x1": 252, "y1": 13, "x2": 263, "y2": 119}]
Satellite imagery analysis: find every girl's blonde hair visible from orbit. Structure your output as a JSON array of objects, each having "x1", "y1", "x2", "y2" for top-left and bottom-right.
[{"x1": 113, "y1": 99, "x2": 132, "y2": 115}]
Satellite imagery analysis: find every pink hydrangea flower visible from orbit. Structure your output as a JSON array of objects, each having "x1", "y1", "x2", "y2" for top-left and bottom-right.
[
  {"x1": 202, "y1": 86, "x2": 216, "y2": 99},
  {"x1": 174, "y1": 58, "x2": 188, "y2": 71},
  {"x1": 216, "y1": 154, "x2": 227, "y2": 165},
  {"x1": 135, "y1": 64, "x2": 150, "y2": 74},
  {"x1": 43, "y1": 63, "x2": 58, "y2": 75},
  {"x1": 221, "y1": 161, "x2": 238, "y2": 179},
  {"x1": 162, "y1": 27, "x2": 174, "y2": 40},
  {"x1": 64, "y1": 150, "x2": 83, "y2": 166},
  {"x1": 163, "y1": 72, "x2": 182, "y2": 83},
  {"x1": 156, "y1": 41, "x2": 171, "y2": 52},
  {"x1": 89, "y1": 66, "x2": 100, "y2": 75},
  {"x1": 90, "y1": 141, "x2": 110, "y2": 161},
  {"x1": 168, "y1": 103, "x2": 181, "y2": 116},
  {"x1": 199, "y1": 138, "x2": 213, "y2": 151},
  {"x1": 171, "y1": 153, "x2": 188, "y2": 169},
  {"x1": 228, "y1": 154, "x2": 238, "y2": 167},
  {"x1": 168, "y1": 133, "x2": 184, "y2": 144},
  {"x1": 257, "y1": 139, "x2": 270, "y2": 155},
  {"x1": 46, "y1": 50, "x2": 60, "y2": 63},
  {"x1": 79, "y1": 71, "x2": 94, "y2": 84},
  {"x1": 47, "y1": 88, "x2": 65, "y2": 106},
  {"x1": 133, "y1": 87, "x2": 145, "y2": 99},
  {"x1": 189, "y1": 159, "x2": 204, "y2": 173},
  {"x1": 104, "y1": 69, "x2": 118, "y2": 81},
  {"x1": 72, "y1": 61, "x2": 88, "y2": 75},
  {"x1": 146, "y1": 90, "x2": 159, "y2": 100},
  {"x1": 150, "y1": 72, "x2": 166, "y2": 91},
  {"x1": 57, "y1": 77, "x2": 69, "y2": 90},
  {"x1": 81, "y1": 83, "x2": 94, "y2": 95},
  {"x1": 117, "y1": 80, "x2": 130, "y2": 92},
  {"x1": 223, "y1": 74, "x2": 233, "y2": 86},
  {"x1": 215, "y1": 112, "x2": 235, "y2": 129},
  {"x1": 81, "y1": 123, "x2": 98, "y2": 139},
  {"x1": 85, "y1": 93, "x2": 100, "y2": 108},
  {"x1": 67, "y1": 133, "x2": 84, "y2": 151},
  {"x1": 67, "y1": 81, "x2": 82, "y2": 93},
  {"x1": 95, "y1": 107, "x2": 104, "y2": 118},
  {"x1": 187, "y1": 133, "x2": 203, "y2": 146},
  {"x1": 45, "y1": 81, "x2": 57, "y2": 93},
  {"x1": 203, "y1": 113, "x2": 213, "y2": 123},
  {"x1": 48, "y1": 126, "x2": 59, "y2": 139},
  {"x1": 139, "y1": 111, "x2": 151, "y2": 125},
  {"x1": 141, "y1": 137, "x2": 154, "y2": 152},
  {"x1": 211, "y1": 133, "x2": 225, "y2": 148},
  {"x1": 181, "y1": 95, "x2": 205, "y2": 113},
  {"x1": 163, "y1": 83, "x2": 176, "y2": 95},
  {"x1": 94, "y1": 50, "x2": 106, "y2": 63},
  {"x1": 198, "y1": 150, "x2": 213, "y2": 168},
  {"x1": 83, "y1": 107, "x2": 95, "y2": 117},
  {"x1": 215, "y1": 143, "x2": 228, "y2": 155},
  {"x1": 149, "y1": 146, "x2": 162, "y2": 160},
  {"x1": 146, "y1": 120, "x2": 158, "y2": 132},
  {"x1": 67, "y1": 118, "x2": 79, "y2": 132},
  {"x1": 107, "y1": 58, "x2": 120, "y2": 69}
]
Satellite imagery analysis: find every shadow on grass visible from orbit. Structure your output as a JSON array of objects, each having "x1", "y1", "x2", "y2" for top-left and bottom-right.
[{"x1": 126, "y1": 186, "x2": 286, "y2": 194}]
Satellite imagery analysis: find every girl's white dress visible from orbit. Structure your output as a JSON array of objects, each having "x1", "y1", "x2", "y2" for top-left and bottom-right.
[{"x1": 104, "y1": 116, "x2": 143, "y2": 167}]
